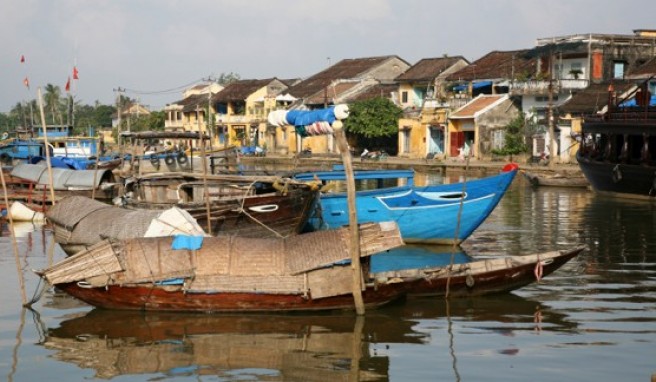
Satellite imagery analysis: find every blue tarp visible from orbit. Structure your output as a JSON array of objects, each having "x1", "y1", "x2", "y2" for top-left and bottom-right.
[
  {"x1": 453, "y1": 81, "x2": 493, "y2": 92},
  {"x1": 619, "y1": 95, "x2": 656, "y2": 107},
  {"x1": 171, "y1": 235, "x2": 204, "y2": 250},
  {"x1": 285, "y1": 107, "x2": 336, "y2": 127}
]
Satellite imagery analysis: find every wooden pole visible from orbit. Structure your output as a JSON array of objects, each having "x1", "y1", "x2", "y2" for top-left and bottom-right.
[
  {"x1": 333, "y1": 126, "x2": 365, "y2": 315},
  {"x1": 0, "y1": 168, "x2": 28, "y2": 305},
  {"x1": 198, "y1": 106, "x2": 212, "y2": 234},
  {"x1": 37, "y1": 88, "x2": 57, "y2": 206}
]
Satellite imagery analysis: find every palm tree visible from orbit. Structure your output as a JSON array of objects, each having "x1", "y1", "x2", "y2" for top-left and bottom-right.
[{"x1": 44, "y1": 83, "x2": 62, "y2": 125}]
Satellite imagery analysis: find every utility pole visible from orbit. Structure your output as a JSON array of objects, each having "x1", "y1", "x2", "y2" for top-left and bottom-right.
[{"x1": 547, "y1": 52, "x2": 556, "y2": 169}]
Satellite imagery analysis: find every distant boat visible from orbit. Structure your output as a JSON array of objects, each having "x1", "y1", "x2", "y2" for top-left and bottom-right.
[
  {"x1": 576, "y1": 79, "x2": 656, "y2": 200},
  {"x1": 300, "y1": 164, "x2": 518, "y2": 244},
  {"x1": 521, "y1": 170, "x2": 590, "y2": 188}
]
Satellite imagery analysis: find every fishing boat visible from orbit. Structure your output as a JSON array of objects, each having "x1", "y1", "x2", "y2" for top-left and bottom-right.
[
  {"x1": 47, "y1": 173, "x2": 318, "y2": 255},
  {"x1": 576, "y1": 79, "x2": 656, "y2": 200},
  {"x1": 7, "y1": 163, "x2": 120, "y2": 203},
  {"x1": 36, "y1": 222, "x2": 406, "y2": 312},
  {"x1": 370, "y1": 245, "x2": 585, "y2": 297},
  {"x1": 521, "y1": 170, "x2": 589, "y2": 188},
  {"x1": 300, "y1": 163, "x2": 519, "y2": 244}
]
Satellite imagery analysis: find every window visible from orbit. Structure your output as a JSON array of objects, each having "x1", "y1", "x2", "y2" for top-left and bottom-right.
[
  {"x1": 613, "y1": 61, "x2": 627, "y2": 79},
  {"x1": 401, "y1": 91, "x2": 408, "y2": 103}
]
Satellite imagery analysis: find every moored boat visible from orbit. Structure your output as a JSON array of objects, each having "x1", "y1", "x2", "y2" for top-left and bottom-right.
[
  {"x1": 576, "y1": 80, "x2": 656, "y2": 200},
  {"x1": 36, "y1": 222, "x2": 405, "y2": 312},
  {"x1": 303, "y1": 164, "x2": 518, "y2": 244},
  {"x1": 521, "y1": 170, "x2": 590, "y2": 188},
  {"x1": 371, "y1": 245, "x2": 585, "y2": 297}
]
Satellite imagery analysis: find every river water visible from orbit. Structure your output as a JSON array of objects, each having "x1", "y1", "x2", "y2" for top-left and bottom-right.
[{"x1": 0, "y1": 173, "x2": 655, "y2": 381}]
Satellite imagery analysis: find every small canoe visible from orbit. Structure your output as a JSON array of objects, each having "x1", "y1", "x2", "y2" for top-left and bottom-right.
[
  {"x1": 371, "y1": 245, "x2": 585, "y2": 297},
  {"x1": 522, "y1": 171, "x2": 590, "y2": 188}
]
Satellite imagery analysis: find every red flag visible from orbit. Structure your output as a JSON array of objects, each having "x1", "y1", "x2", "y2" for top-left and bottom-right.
[
  {"x1": 65, "y1": 77, "x2": 71, "y2": 92},
  {"x1": 23, "y1": 77, "x2": 30, "y2": 89},
  {"x1": 73, "y1": 66, "x2": 79, "y2": 80},
  {"x1": 20, "y1": 55, "x2": 25, "y2": 63}
]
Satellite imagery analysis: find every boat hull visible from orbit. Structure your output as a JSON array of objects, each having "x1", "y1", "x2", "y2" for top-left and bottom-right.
[
  {"x1": 310, "y1": 169, "x2": 517, "y2": 244},
  {"x1": 399, "y1": 246, "x2": 583, "y2": 297},
  {"x1": 577, "y1": 152, "x2": 656, "y2": 200},
  {"x1": 55, "y1": 282, "x2": 405, "y2": 313}
]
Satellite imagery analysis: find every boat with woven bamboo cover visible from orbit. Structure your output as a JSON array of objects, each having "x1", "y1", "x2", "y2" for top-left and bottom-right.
[{"x1": 36, "y1": 222, "x2": 406, "y2": 312}]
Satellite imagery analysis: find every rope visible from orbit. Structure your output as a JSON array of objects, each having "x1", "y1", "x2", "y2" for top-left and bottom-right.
[
  {"x1": 23, "y1": 276, "x2": 49, "y2": 307},
  {"x1": 445, "y1": 154, "x2": 470, "y2": 299},
  {"x1": 234, "y1": 179, "x2": 287, "y2": 238}
]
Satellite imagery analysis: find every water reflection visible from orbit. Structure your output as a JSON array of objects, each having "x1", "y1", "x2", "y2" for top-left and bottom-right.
[
  {"x1": 39, "y1": 292, "x2": 570, "y2": 381},
  {"x1": 42, "y1": 309, "x2": 411, "y2": 380}
]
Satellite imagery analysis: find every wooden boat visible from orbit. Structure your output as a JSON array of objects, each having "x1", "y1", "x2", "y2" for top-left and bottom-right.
[
  {"x1": 301, "y1": 164, "x2": 518, "y2": 244},
  {"x1": 120, "y1": 172, "x2": 318, "y2": 238},
  {"x1": 521, "y1": 170, "x2": 590, "y2": 188},
  {"x1": 576, "y1": 79, "x2": 656, "y2": 200},
  {"x1": 36, "y1": 222, "x2": 406, "y2": 312},
  {"x1": 371, "y1": 245, "x2": 585, "y2": 297},
  {"x1": 4, "y1": 163, "x2": 120, "y2": 204}
]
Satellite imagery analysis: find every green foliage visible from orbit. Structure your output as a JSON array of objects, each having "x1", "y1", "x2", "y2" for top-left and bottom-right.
[
  {"x1": 216, "y1": 72, "x2": 241, "y2": 85},
  {"x1": 343, "y1": 97, "x2": 402, "y2": 138},
  {"x1": 491, "y1": 113, "x2": 528, "y2": 156}
]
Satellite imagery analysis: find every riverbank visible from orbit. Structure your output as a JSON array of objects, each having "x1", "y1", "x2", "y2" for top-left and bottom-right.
[{"x1": 241, "y1": 154, "x2": 583, "y2": 176}]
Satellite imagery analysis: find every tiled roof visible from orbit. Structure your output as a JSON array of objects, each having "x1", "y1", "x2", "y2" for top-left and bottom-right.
[
  {"x1": 287, "y1": 55, "x2": 406, "y2": 99},
  {"x1": 212, "y1": 79, "x2": 277, "y2": 103},
  {"x1": 558, "y1": 80, "x2": 635, "y2": 114},
  {"x1": 450, "y1": 95, "x2": 506, "y2": 118},
  {"x1": 343, "y1": 83, "x2": 400, "y2": 103},
  {"x1": 627, "y1": 57, "x2": 656, "y2": 78},
  {"x1": 304, "y1": 82, "x2": 360, "y2": 105},
  {"x1": 167, "y1": 94, "x2": 210, "y2": 113},
  {"x1": 446, "y1": 50, "x2": 537, "y2": 81},
  {"x1": 396, "y1": 56, "x2": 467, "y2": 82}
]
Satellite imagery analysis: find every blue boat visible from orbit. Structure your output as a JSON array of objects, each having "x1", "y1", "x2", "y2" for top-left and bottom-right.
[{"x1": 298, "y1": 164, "x2": 518, "y2": 245}]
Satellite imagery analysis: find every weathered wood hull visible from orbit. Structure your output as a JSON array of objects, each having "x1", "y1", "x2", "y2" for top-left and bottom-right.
[
  {"x1": 55, "y1": 281, "x2": 405, "y2": 313},
  {"x1": 522, "y1": 171, "x2": 590, "y2": 188},
  {"x1": 374, "y1": 246, "x2": 584, "y2": 297}
]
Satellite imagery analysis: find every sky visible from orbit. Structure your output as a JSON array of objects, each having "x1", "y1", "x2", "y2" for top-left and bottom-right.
[{"x1": 2, "y1": 0, "x2": 655, "y2": 113}]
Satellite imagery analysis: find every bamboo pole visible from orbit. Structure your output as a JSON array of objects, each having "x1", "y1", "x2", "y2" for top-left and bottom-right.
[
  {"x1": 91, "y1": 139, "x2": 99, "y2": 200},
  {"x1": 36, "y1": 88, "x2": 57, "y2": 206},
  {"x1": 198, "y1": 106, "x2": 212, "y2": 234},
  {"x1": 0, "y1": 167, "x2": 28, "y2": 305},
  {"x1": 333, "y1": 125, "x2": 365, "y2": 315}
]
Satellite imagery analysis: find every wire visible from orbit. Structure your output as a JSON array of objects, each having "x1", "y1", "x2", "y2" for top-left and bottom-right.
[{"x1": 121, "y1": 77, "x2": 211, "y2": 96}]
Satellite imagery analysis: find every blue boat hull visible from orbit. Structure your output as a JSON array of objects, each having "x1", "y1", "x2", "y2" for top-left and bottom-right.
[{"x1": 308, "y1": 169, "x2": 517, "y2": 244}]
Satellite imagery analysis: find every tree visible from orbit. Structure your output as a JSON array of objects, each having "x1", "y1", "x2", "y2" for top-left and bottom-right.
[
  {"x1": 216, "y1": 72, "x2": 241, "y2": 85},
  {"x1": 343, "y1": 97, "x2": 402, "y2": 138},
  {"x1": 492, "y1": 113, "x2": 528, "y2": 157},
  {"x1": 43, "y1": 83, "x2": 63, "y2": 125},
  {"x1": 341, "y1": 97, "x2": 402, "y2": 155}
]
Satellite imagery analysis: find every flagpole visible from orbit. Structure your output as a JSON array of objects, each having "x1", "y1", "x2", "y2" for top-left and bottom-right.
[{"x1": 37, "y1": 88, "x2": 57, "y2": 206}]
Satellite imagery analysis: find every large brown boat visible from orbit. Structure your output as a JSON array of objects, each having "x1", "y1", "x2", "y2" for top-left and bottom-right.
[{"x1": 576, "y1": 79, "x2": 656, "y2": 200}]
